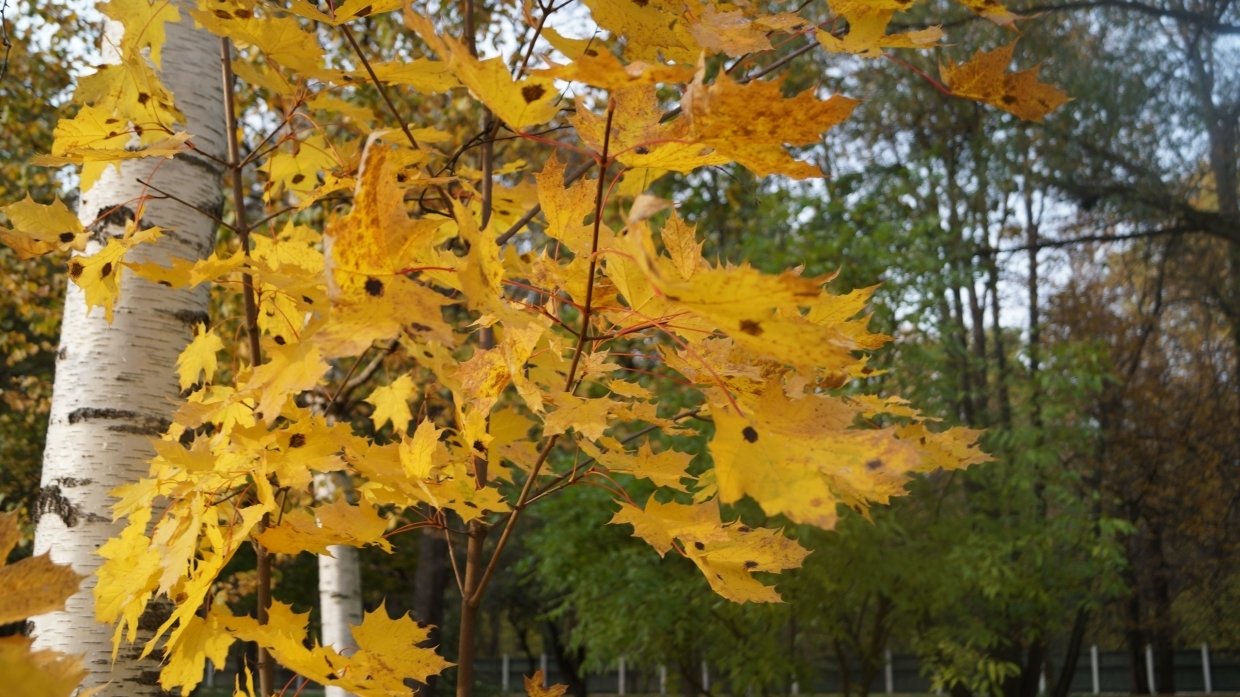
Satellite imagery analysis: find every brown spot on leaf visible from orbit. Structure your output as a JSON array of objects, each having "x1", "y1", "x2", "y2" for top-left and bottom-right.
[
  {"x1": 68, "y1": 260, "x2": 84, "y2": 278},
  {"x1": 355, "y1": 3, "x2": 373, "y2": 16},
  {"x1": 744, "y1": 560, "x2": 759, "y2": 569},
  {"x1": 521, "y1": 84, "x2": 546, "y2": 103},
  {"x1": 100, "y1": 262, "x2": 113, "y2": 277},
  {"x1": 738, "y1": 319, "x2": 763, "y2": 336},
  {"x1": 866, "y1": 458, "x2": 883, "y2": 471},
  {"x1": 273, "y1": 335, "x2": 286, "y2": 345},
  {"x1": 58, "y1": 232, "x2": 76, "y2": 243},
  {"x1": 364, "y1": 277, "x2": 384, "y2": 296},
  {"x1": 213, "y1": 8, "x2": 231, "y2": 18},
  {"x1": 289, "y1": 433, "x2": 306, "y2": 448},
  {"x1": 693, "y1": 541, "x2": 705, "y2": 550},
  {"x1": 291, "y1": 173, "x2": 306, "y2": 184},
  {"x1": 742, "y1": 426, "x2": 758, "y2": 443}
]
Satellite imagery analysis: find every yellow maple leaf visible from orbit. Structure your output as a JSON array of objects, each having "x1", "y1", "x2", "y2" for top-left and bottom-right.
[
  {"x1": 256, "y1": 499, "x2": 391, "y2": 555},
  {"x1": 343, "y1": 602, "x2": 454, "y2": 686},
  {"x1": 572, "y1": 86, "x2": 729, "y2": 174},
  {"x1": 158, "y1": 608, "x2": 233, "y2": 694},
  {"x1": 68, "y1": 223, "x2": 163, "y2": 323},
  {"x1": 0, "y1": 514, "x2": 83, "y2": 626},
  {"x1": 611, "y1": 498, "x2": 809, "y2": 602},
  {"x1": 101, "y1": 0, "x2": 181, "y2": 68},
  {"x1": 0, "y1": 196, "x2": 87, "y2": 260},
  {"x1": 941, "y1": 43, "x2": 1070, "y2": 122},
  {"x1": 365, "y1": 374, "x2": 416, "y2": 432},
  {"x1": 243, "y1": 340, "x2": 331, "y2": 423},
  {"x1": 261, "y1": 134, "x2": 340, "y2": 203},
  {"x1": 177, "y1": 324, "x2": 224, "y2": 390},
  {"x1": 526, "y1": 670, "x2": 570, "y2": 697},
  {"x1": 579, "y1": 440, "x2": 691, "y2": 491},
  {"x1": 683, "y1": 70, "x2": 858, "y2": 178},
  {"x1": 74, "y1": 52, "x2": 183, "y2": 134},
  {"x1": 580, "y1": 0, "x2": 699, "y2": 63},
  {"x1": 708, "y1": 383, "x2": 987, "y2": 527},
  {"x1": 0, "y1": 636, "x2": 86, "y2": 697},
  {"x1": 406, "y1": 13, "x2": 559, "y2": 129},
  {"x1": 400, "y1": 418, "x2": 446, "y2": 479}
]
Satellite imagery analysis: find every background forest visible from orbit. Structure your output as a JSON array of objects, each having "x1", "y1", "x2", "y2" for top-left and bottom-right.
[{"x1": 0, "y1": 0, "x2": 1236, "y2": 696}]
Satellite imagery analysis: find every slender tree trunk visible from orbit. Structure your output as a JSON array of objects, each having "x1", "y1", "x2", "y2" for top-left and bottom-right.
[
  {"x1": 29, "y1": 6, "x2": 225, "y2": 695},
  {"x1": 316, "y1": 472, "x2": 363, "y2": 697}
]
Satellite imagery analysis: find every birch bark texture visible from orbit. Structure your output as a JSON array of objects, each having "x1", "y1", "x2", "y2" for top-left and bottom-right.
[
  {"x1": 315, "y1": 471, "x2": 364, "y2": 697},
  {"x1": 30, "y1": 8, "x2": 225, "y2": 695}
]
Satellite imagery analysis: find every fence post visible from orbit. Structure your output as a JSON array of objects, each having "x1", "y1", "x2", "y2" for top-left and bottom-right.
[
  {"x1": 1145, "y1": 644, "x2": 1155, "y2": 695},
  {"x1": 881, "y1": 649, "x2": 892, "y2": 695},
  {"x1": 659, "y1": 665, "x2": 667, "y2": 696},
  {"x1": 1090, "y1": 644, "x2": 1100, "y2": 695},
  {"x1": 619, "y1": 656, "x2": 626, "y2": 696},
  {"x1": 1202, "y1": 643, "x2": 1213, "y2": 694},
  {"x1": 702, "y1": 660, "x2": 710, "y2": 692},
  {"x1": 791, "y1": 676, "x2": 800, "y2": 696},
  {"x1": 502, "y1": 654, "x2": 510, "y2": 694},
  {"x1": 1038, "y1": 667, "x2": 1046, "y2": 695},
  {"x1": 541, "y1": 653, "x2": 548, "y2": 687}
]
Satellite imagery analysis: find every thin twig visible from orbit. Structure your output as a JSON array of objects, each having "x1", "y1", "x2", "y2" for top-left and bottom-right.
[
  {"x1": 340, "y1": 24, "x2": 420, "y2": 151},
  {"x1": 136, "y1": 178, "x2": 235, "y2": 231}
]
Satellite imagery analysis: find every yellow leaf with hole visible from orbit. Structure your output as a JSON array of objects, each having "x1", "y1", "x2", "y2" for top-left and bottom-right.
[{"x1": 102, "y1": 0, "x2": 180, "y2": 67}]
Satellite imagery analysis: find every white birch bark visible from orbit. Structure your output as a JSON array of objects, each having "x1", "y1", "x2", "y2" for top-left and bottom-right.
[
  {"x1": 315, "y1": 471, "x2": 364, "y2": 697},
  {"x1": 30, "y1": 8, "x2": 225, "y2": 696}
]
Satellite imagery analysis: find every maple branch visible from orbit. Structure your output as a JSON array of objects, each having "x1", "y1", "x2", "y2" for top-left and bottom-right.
[
  {"x1": 976, "y1": 225, "x2": 1197, "y2": 255},
  {"x1": 222, "y1": 36, "x2": 274, "y2": 697},
  {"x1": 523, "y1": 409, "x2": 703, "y2": 506},
  {"x1": 468, "y1": 105, "x2": 617, "y2": 609},
  {"x1": 134, "y1": 178, "x2": 235, "y2": 232},
  {"x1": 562, "y1": 103, "x2": 615, "y2": 391},
  {"x1": 892, "y1": 0, "x2": 1240, "y2": 34},
  {"x1": 467, "y1": 434, "x2": 560, "y2": 607},
  {"x1": 339, "y1": 24, "x2": 420, "y2": 151},
  {"x1": 238, "y1": 99, "x2": 304, "y2": 170}
]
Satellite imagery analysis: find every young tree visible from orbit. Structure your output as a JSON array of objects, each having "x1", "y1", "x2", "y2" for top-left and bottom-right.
[{"x1": 0, "y1": 0, "x2": 1069, "y2": 695}]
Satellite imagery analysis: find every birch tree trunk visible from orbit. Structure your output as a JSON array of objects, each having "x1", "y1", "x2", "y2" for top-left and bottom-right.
[
  {"x1": 315, "y1": 471, "x2": 363, "y2": 697},
  {"x1": 30, "y1": 9, "x2": 225, "y2": 696}
]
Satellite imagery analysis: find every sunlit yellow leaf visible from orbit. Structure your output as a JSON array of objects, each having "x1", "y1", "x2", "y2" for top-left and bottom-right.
[
  {"x1": 0, "y1": 196, "x2": 86, "y2": 260},
  {"x1": 177, "y1": 325, "x2": 224, "y2": 390},
  {"x1": 365, "y1": 374, "x2": 416, "y2": 432}
]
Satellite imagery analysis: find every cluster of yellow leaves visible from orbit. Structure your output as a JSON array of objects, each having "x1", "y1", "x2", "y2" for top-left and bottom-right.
[
  {"x1": 0, "y1": 512, "x2": 87, "y2": 697},
  {"x1": 0, "y1": 0, "x2": 1064, "y2": 691}
]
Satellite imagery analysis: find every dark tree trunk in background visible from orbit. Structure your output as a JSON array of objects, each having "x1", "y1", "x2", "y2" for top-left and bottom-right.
[{"x1": 413, "y1": 525, "x2": 450, "y2": 697}]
